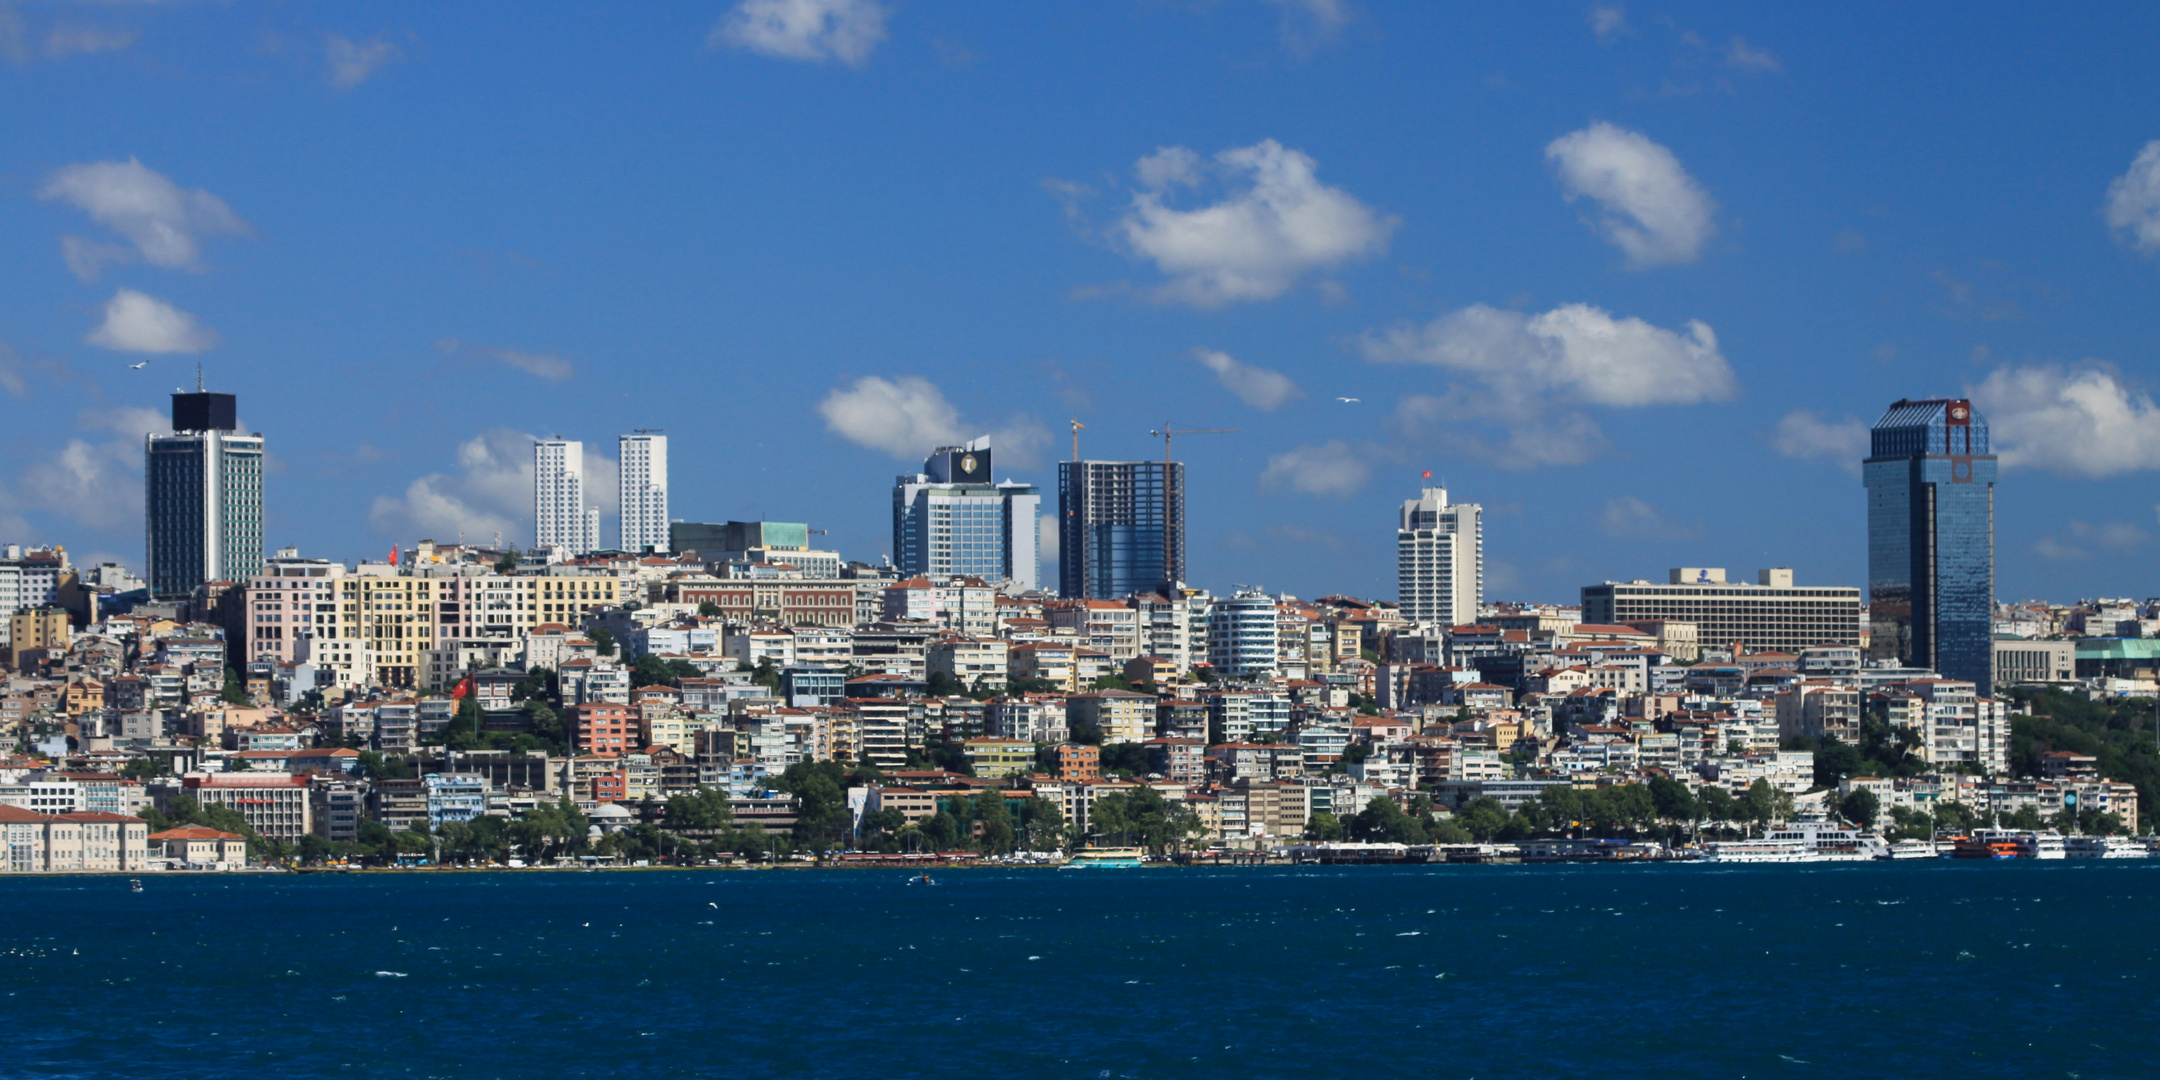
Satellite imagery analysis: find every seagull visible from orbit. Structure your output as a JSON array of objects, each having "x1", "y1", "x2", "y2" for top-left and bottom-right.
[
  {"x1": 1335, "y1": 396, "x2": 1360, "y2": 403},
  {"x1": 129, "y1": 361, "x2": 148, "y2": 369}
]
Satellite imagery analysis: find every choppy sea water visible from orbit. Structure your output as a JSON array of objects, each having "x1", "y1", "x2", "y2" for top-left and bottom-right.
[{"x1": 4, "y1": 861, "x2": 2157, "y2": 1078}]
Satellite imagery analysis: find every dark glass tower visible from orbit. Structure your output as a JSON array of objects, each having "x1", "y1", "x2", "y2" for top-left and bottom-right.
[
  {"x1": 146, "y1": 390, "x2": 263, "y2": 598},
  {"x1": 1864, "y1": 398, "x2": 1996, "y2": 693},
  {"x1": 1057, "y1": 460, "x2": 1183, "y2": 599}
]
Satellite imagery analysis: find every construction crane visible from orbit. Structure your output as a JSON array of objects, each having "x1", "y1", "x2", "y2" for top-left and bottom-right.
[
  {"x1": 1148, "y1": 423, "x2": 1237, "y2": 590},
  {"x1": 1069, "y1": 416, "x2": 1085, "y2": 462}
]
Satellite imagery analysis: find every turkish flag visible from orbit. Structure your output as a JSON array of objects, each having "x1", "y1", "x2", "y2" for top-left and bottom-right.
[
  {"x1": 451, "y1": 674, "x2": 474, "y2": 701},
  {"x1": 389, "y1": 545, "x2": 400, "y2": 566}
]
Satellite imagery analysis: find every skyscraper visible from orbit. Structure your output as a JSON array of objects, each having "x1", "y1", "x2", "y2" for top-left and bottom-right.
[
  {"x1": 893, "y1": 438, "x2": 1041, "y2": 590},
  {"x1": 533, "y1": 439, "x2": 598, "y2": 555},
  {"x1": 145, "y1": 390, "x2": 263, "y2": 599},
  {"x1": 1058, "y1": 459, "x2": 1183, "y2": 599},
  {"x1": 1397, "y1": 486, "x2": 1482, "y2": 628},
  {"x1": 617, "y1": 432, "x2": 669, "y2": 554},
  {"x1": 1865, "y1": 398, "x2": 1997, "y2": 693}
]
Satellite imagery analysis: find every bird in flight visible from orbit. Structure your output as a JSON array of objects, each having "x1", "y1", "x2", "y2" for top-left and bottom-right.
[
  {"x1": 1335, "y1": 396, "x2": 1360, "y2": 403},
  {"x1": 129, "y1": 361, "x2": 149, "y2": 369}
]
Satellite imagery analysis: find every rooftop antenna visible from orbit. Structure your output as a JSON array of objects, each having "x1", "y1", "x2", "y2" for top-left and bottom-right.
[{"x1": 195, "y1": 362, "x2": 204, "y2": 392}]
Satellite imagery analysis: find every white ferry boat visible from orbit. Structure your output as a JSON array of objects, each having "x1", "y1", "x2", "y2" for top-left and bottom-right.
[
  {"x1": 1968, "y1": 829, "x2": 2068, "y2": 859},
  {"x1": 1882, "y1": 839, "x2": 1942, "y2": 860},
  {"x1": 1699, "y1": 838, "x2": 1813, "y2": 863},
  {"x1": 1769, "y1": 820, "x2": 1892, "y2": 861},
  {"x1": 2065, "y1": 836, "x2": 2149, "y2": 858}
]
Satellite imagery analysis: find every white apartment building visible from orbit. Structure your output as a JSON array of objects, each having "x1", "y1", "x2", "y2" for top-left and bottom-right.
[
  {"x1": 1398, "y1": 486, "x2": 1482, "y2": 629},
  {"x1": 1207, "y1": 589, "x2": 1279, "y2": 678},
  {"x1": 534, "y1": 439, "x2": 599, "y2": 555},
  {"x1": 618, "y1": 432, "x2": 669, "y2": 555}
]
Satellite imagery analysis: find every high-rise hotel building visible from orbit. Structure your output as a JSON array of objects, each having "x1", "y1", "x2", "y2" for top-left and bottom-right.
[
  {"x1": 1864, "y1": 398, "x2": 1998, "y2": 693},
  {"x1": 145, "y1": 390, "x2": 263, "y2": 599},
  {"x1": 617, "y1": 432, "x2": 669, "y2": 554},
  {"x1": 1397, "y1": 486, "x2": 1482, "y2": 628},
  {"x1": 893, "y1": 438, "x2": 1041, "y2": 591},
  {"x1": 533, "y1": 439, "x2": 599, "y2": 556}
]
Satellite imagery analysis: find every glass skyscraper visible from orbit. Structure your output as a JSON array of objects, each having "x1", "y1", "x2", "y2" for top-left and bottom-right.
[
  {"x1": 1864, "y1": 397, "x2": 1997, "y2": 693},
  {"x1": 892, "y1": 439, "x2": 1041, "y2": 590},
  {"x1": 145, "y1": 391, "x2": 264, "y2": 599},
  {"x1": 1057, "y1": 459, "x2": 1184, "y2": 600}
]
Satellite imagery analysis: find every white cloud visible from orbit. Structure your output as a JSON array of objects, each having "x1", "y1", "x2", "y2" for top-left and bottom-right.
[
  {"x1": 1971, "y1": 364, "x2": 2160, "y2": 477},
  {"x1": 435, "y1": 337, "x2": 574, "y2": 383},
  {"x1": 2033, "y1": 521, "x2": 2152, "y2": 562},
  {"x1": 1587, "y1": 4, "x2": 1628, "y2": 42},
  {"x1": 1364, "y1": 302, "x2": 1735, "y2": 469},
  {"x1": 325, "y1": 34, "x2": 401, "y2": 89},
  {"x1": 44, "y1": 25, "x2": 135, "y2": 59},
  {"x1": 368, "y1": 430, "x2": 616, "y2": 546},
  {"x1": 1112, "y1": 139, "x2": 1397, "y2": 306},
  {"x1": 1194, "y1": 347, "x2": 1302, "y2": 411},
  {"x1": 1546, "y1": 122, "x2": 1716, "y2": 267},
  {"x1": 39, "y1": 158, "x2": 250, "y2": 280},
  {"x1": 0, "y1": 407, "x2": 167, "y2": 535},
  {"x1": 711, "y1": 0, "x2": 887, "y2": 66},
  {"x1": 2105, "y1": 141, "x2": 2160, "y2": 254},
  {"x1": 86, "y1": 289, "x2": 216, "y2": 353},
  {"x1": 1260, "y1": 441, "x2": 1369, "y2": 498},
  {"x1": 815, "y1": 375, "x2": 1048, "y2": 467},
  {"x1": 1596, "y1": 496, "x2": 1697, "y2": 540},
  {"x1": 1770, "y1": 410, "x2": 1868, "y2": 475},
  {"x1": 1264, "y1": 0, "x2": 1352, "y2": 55},
  {"x1": 1723, "y1": 36, "x2": 1780, "y2": 71}
]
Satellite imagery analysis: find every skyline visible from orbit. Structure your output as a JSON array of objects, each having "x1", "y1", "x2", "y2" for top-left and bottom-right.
[{"x1": 6, "y1": 3, "x2": 2160, "y2": 603}]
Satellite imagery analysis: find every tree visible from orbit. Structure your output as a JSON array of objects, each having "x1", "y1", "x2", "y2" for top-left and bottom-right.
[
  {"x1": 632, "y1": 653, "x2": 701, "y2": 689},
  {"x1": 1347, "y1": 796, "x2": 1427, "y2": 844},
  {"x1": 698, "y1": 601, "x2": 723, "y2": 618},
  {"x1": 1838, "y1": 789, "x2": 1881, "y2": 830},
  {"x1": 662, "y1": 788, "x2": 734, "y2": 832},
  {"x1": 1698, "y1": 785, "x2": 1737, "y2": 835},
  {"x1": 974, "y1": 788, "x2": 1016, "y2": 854},
  {"x1": 1741, "y1": 780, "x2": 1782, "y2": 833},
  {"x1": 220, "y1": 669, "x2": 250, "y2": 705},
  {"x1": 1091, "y1": 674, "x2": 1133, "y2": 691},
  {"x1": 1458, "y1": 797, "x2": 1512, "y2": 843},
  {"x1": 2004, "y1": 805, "x2": 2045, "y2": 831},
  {"x1": 121, "y1": 756, "x2": 165, "y2": 781},
  {"x1": 778, "y1": 761, "x2": 849, "y2": 852},
  {"x1": 1099, "y1": 742, "x2": 1148, "y2": 778},
  {"x1": 589, "y1": 627, "x2": 616, "y2": 657},
  {"x1": 1933, "y1": 800, "x2": 1977, "y2": 833},
  {"x1": 495, "y1": 548, "x2": 520, "y2": 573},
  {"x1": 1306, "y1": 811, "x2": 1345, "y2": 841},
  {"x1": 751, "y1": 656, "x2": 780, "y2": 690},
  {"x1": 1648, "y1": 776, "x2": 1699, "y2": 826},
  {"x1": 1887, "y1": 806, "x2": 1934, "y2": 841},
  {"x1": 1088, "y1": 786, "x2": 1203, "y2": 854}
]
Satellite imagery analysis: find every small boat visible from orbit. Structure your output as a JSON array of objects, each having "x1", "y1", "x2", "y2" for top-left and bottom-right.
[
  {"x1": 128, "y1": 879, "x2": 143, "y2": 893},
  {"x1": 1060, "y1": 847, "x2": 1146, "y2": 869},
  {"x1": 908, "y1": 872, "x2": 936, "y2": 886},
  {"x1": 1882, "y1": 839, "x2": 1939, "y2": 860},
  {"x1": 1951, "y1": 834, "x2": 2020, "y2": 859}
]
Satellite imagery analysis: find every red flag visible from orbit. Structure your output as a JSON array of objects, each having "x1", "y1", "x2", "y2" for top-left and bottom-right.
[
  {"x1": 450, "y1": 674, "x2": 474, "y2": 701},
  {"x1": 1421, "y1": 471, "x2": 1432, "y2": 479},
  {"x1": 389, "y1": 544, "x2": 400, "y2": 566}
]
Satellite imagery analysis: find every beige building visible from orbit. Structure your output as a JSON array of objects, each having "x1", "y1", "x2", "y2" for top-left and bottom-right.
[
  {"x1": 1066, "y1": 690, "x2": 1155, "y2": 745},
  {"x1": 0, "y1": 806, "x2": 150, "y2": 873},
  {"x1": 927, "y1": 636, "x2": 1009, "y2": 691},
  {"x1": 149, "y1": 825, "x2": 248, "y2": 868},
  {"x1": 9, "y1": 607, "x2": 70, "y2": 670}
]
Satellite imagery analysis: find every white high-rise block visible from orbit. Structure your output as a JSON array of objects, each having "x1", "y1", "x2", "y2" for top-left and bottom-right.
[
  {"x1": 618, "y1": 433, "x2": 669, "y2": 554},
  {"x1": 1397, "y1": 487, "x2": 1482, "y2": 629},
  {"x1": 534, "y1": 439, "x2": 597, "y2": 555}
]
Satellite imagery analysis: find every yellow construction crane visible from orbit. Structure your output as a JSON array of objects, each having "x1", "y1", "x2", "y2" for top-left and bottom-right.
[
  {"x1": 1070, "y1": 416, "x2": 1085, "y2": 462},
  {"x1": 1148, "y1": 423, "x2": 1237, "y2": 589}
]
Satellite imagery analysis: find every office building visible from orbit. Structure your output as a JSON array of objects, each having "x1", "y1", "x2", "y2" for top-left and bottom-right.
[
  {"x1": 145, "y1": 390, "x2": 264, "y2": 599},
  {"x1": 1397, "y1": 486, "x2": 1482, "y2": 628},
  {"x1": 669, "y1": 520, "x2": 808, "y2": 556},
  {"x1": 893, "y1": 438, "x2": 1040, "y2": 591},
  {"x1": 617, "y1": 432, "x2": 669, "y2": 554},
  {"x1": 1059, "y1": 459, "x2": 1183, "y2": 600},
  {"x1": 1581, "y1": 568, "x2": 1861, "y2": 655},
  {"x1": 1864, "y1": 398, "x2": 1998, "y2": 694},
  {"x1": 533, "y1": 439, "x2": 598, "y2": 555}
]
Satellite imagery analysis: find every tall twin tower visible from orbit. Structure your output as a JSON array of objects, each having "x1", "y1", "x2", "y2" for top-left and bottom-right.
[{"x1": 533, "y1": 433, "x2": 669, "y2": 555}]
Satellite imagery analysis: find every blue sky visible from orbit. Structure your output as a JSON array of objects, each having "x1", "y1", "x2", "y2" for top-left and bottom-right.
[{"x1": 6, "y1": 1, "x2": 2160, "y2": 605}]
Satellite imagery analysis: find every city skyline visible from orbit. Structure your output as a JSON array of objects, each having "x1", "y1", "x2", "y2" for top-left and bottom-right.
[{"x1": 7, "y1": 6, "x2": 2160, "y2": 604}]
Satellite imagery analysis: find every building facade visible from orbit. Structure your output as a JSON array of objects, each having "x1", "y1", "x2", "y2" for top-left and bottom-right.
[
  {"x1": 1058, "y1": 459, "x2": 1183, "y2": 599},
  {"x1": 1397, "y1": 486, "x2": 1482, "y2": 629},
  {"x1": 617, "y1": 432, "x2": 669, "y2": 554},
  {"x1": 892, "y1": 439, "x2": 1041, "y2": 591},
  {"x1": 1580, "y1": 568, "x2": 1862, "y2": 654},
  {"x1": 145, "y1": 391, "x2": 264, "y2": 599},
  {"x1": 533, "y1": 439, "x2": 599, "y2": 555},
  {"x1": 1864, "y1": 398, "x2": 1998, "y2": 694}
]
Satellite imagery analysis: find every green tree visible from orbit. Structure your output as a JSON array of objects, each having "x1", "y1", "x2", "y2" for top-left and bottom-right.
[
  {"x1": 589, "y1": 627, "x2": 616, "y2": 657},
  {"x1": 922, "y1": 810, "x2": 962, "y2": 850},
  {"x1": 778, "y1": 761, "x2": 849, "y2": 852},
  {"x1": 1838, "y1": 788, "x2": 1881, "y2": 830},
  {"x1": 1306, "y1": 811, "x2": 1345, "y2": 841},
  {"x1": 1099, "y1": 742, "x2": 1148, "y2": 778},
  {"x1": 1698, "y1": 785, "x2": 1737, "y2": 835},
  {"x1": 974, "y1": 788, "x2": 1016, "y2": 854},
  {"x1": 220, "y1": 669, "x2": 250, "y2": 705},
  {"x1": 1887, "y1": 806, "x2": 1934, "y2": 841},
  {"x1": 2004, "y1": 805, "x2": 2045, "y2": 830},
  {"x1": 1933, "y1": 800, "x2": 1977, "y2": 833},
  {"x1": 121, "y1": 756, "x2": 166, "y2": 780},
  {"x1": 1458, "y1": 797, "x2": 1512, "y2": 842},
  {"x1": 752, "y1": 656, "x2": 780, "y2": 690},
  {"x1": 1741, "y1": 779, "x2": 1782, "y2": 833},
  {"x1": 697, "y1": 601, "x2": 724, "y2": 618},
  {"x1": 662, "y1": 788, "x2": 734, "y2": 832},
  {"x1": 1347, "y1": 795, "x2": 1428, "y2": 844},
  {"x1": 1088, "y1": 785, "x2": 1204, "y2": 854}
]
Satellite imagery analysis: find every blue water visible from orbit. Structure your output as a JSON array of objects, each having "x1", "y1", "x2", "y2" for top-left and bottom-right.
[{"x1": 4, "y1": 862, "x2": 2157, "y2": 1078}]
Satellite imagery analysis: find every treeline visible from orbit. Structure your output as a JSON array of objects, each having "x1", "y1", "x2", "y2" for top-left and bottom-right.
[
  {"x1": 2005, "y1": 688, "x2": 2160, "y2": 815},
  {"x1": 1308, "y1": 779, "x2": 1802, "y2": 846}
]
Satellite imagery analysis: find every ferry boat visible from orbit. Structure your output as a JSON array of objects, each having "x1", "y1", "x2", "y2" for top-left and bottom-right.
[
  {"x1": 1951, "y1": 834, "x2": 2020, "y2": 859},
  {"x1": 1764, "y1": 820, "x2": 1891, "y2": 861},
  {"x1": 1699, "y1": 838, "x2": 1813, "y2": 863},
  {"x1": 1882, "y1": 839, "x2": 1941, "y2": 859},
  {"x1": 1060, "y1": 847, "x2": 1146, "y2": 869},
  {"x1": 2065, "y1": 836, "x2": 2150, "y2": 858}
]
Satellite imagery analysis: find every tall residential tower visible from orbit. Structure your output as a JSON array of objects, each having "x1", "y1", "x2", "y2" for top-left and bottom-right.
[
  {"x1": 1397, "y1": 486, "x2": 1482, "y2": 628},
  {"x1": 893, "y1": 438, "x2": 1040, "y2": 590},
  {"x1": 145, "y1": 390, "x2": 264, "y2": 599},
  {"x1": 1864, "y1": 398, "x2": 1997, "y2": 693},
  {"x1": 533, "y1": 439, "x2": 598, "y2": 555},
  {"x1": 1058, "y1": 459, "x2": 1183, "y2": 600},
  {"x1": 617, "y1": 432, "x2": 669, "y2": 554}
]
